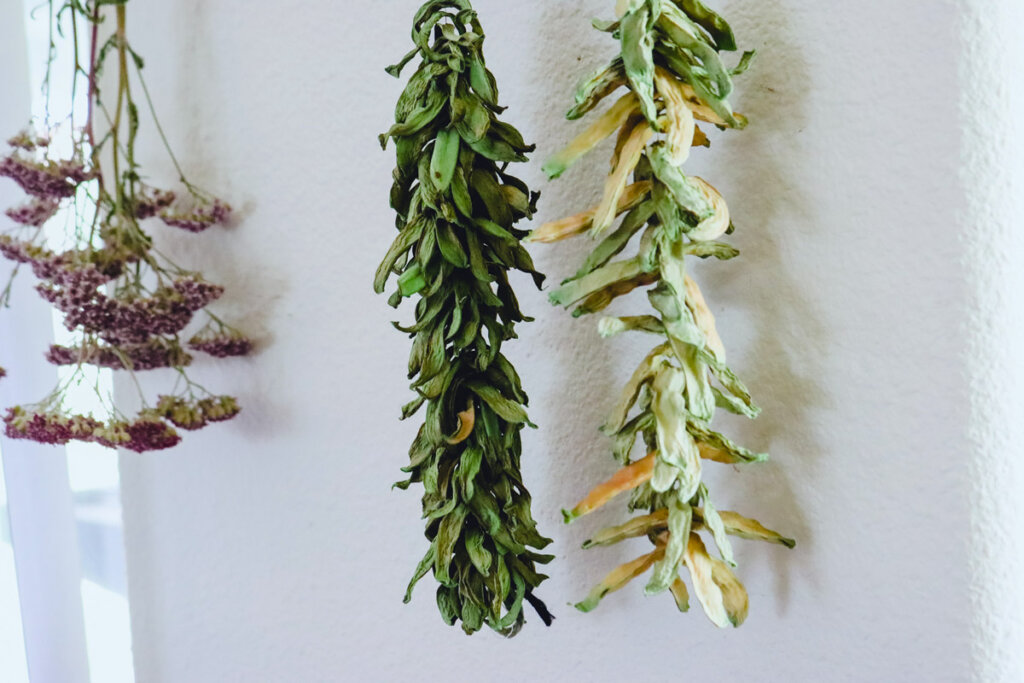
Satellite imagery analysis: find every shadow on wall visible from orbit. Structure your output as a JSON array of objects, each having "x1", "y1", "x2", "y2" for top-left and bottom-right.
[
  {"x1": 705, "y1": 0, "x2": 827, "y2": 612},
  {"x1": 529, "y1": 0, "x2": 828, "y2": 615},
  {"x1": 163, "y1": 0, "x2": 285, "y2": 433},
  {"x1": 528, "y1": 0, "x2": 640, "y2": 594}
]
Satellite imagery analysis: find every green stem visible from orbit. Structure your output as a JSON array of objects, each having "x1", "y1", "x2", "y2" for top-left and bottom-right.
[
  {"x1": 0, "y1": 265, "x2": 22, "y2": 308},
  {"x1": 110, "y1": 5, "x2": 128, "y2": 211},
  {"x1": 43, "y1": 0, "x2": 55, "y2": 124},
  {"x1": 86, "y1": 0, "x2": 100, "y2": 149},
  {"x1": 134, "y1": 65, "x2": 201, "y2": 197},
  {"x1": 69, "y1": 2, "x2": 79, "y2": 132}
]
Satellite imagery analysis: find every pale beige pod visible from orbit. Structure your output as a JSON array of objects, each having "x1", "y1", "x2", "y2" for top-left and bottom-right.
[
  {"x1": 684, "y1": 275, "x2": 727, "y2": 361},
  {"x1": 654, "y1": 68, "x2": 697, "y2": 166},
  {"x1": 688, "y1": 177, "x2": 731, "y2": 241}
]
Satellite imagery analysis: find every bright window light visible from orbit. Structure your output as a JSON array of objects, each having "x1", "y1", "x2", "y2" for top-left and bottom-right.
[
  {"x1": 0, "y1": 459, "x2": 31, "y2": 683},
  {"x1": 19, "y1": 2, "x2": 137, "y2": 680}
]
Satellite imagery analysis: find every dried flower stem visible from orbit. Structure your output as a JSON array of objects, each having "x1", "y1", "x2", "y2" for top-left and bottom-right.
[{"x1": 0, "y1": 0, "x2": 253, "y2": 452}]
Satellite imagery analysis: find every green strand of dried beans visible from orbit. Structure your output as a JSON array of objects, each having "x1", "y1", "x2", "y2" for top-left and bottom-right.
[
  {"x1": 528, "y1": 0, "x2": 793, "y2": 627},
  {"x1": 376, "y1": 0, "x2": 553, "y2": 636}
]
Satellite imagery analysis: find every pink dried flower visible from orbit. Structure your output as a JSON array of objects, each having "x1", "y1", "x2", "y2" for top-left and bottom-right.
[
  {"x1": 0, "y1": 235, "x2": 54, "y2": 266},
  {"x1": 3, "y1": 407, "x2": 70, "y2": 444},
  {"x1": 44, "y1": 262, "x2": 111, "y2": 293},
  {"x1": 155, "y1": 395, "x2": 206, "y2": 430},
  {"x1": 123, "y1": 417, "x2": 181, "y2": 452},
  {"x1": 6, "y1": 131, "x2": 47, "y2": 151},
  {"x1": 0, "y1": 237, "x2": 34, "y2": 264},
  {"x1": 36, "y1": 282, "x2": 196, "y2": 343},
  {"x1": 3, "y1": 406, "x2": 102, "y2": 446},
  {"x1": 1, "y1": 15, "x2": 249, "y2": 458},
  {"x1": 92, "y1": 421, "x2": 131, "y2": 449},
  {"x1": 171, "y1": 275, "x2": 224, "y2": 311},
  {"x1": 46, "y1": 338, "x2": 193, "y2": 371},
  {"x1": 43, "y1": 346, "x2": 77, "y2": 366},
  {"x1": 0, "y1": 154, "x2": 95, "y2": 199},
  {"x1": 5, "y1": 196, "x2": 60, "y2": 226},
  {"x1": 112, "y1": 296, "x2": 193, "y2": 341},
  {"x1": 188, "y1": 331, "x2": 254, "y2": 358},
  {"x1": 197, "y1": 395, "x2": 241, "y2": 423},
  {"x1": 133, "y1": 187, "x2": 176, "y2": 220},
  {"x1": 18, "y1": 246, "x2": 127, "y2": 284},
  {"x1": 159, "y1": 198, "x2": 231, "y2": 233},
  {"x1": 69, "y1": 415, "x2": 103, "y2": 440},
  {"x1": 155, "y1": 394, "x2": 241, "y2": 430},
  {"x1": 27, "y1": 251, "x2": 70, "y2": 281}
]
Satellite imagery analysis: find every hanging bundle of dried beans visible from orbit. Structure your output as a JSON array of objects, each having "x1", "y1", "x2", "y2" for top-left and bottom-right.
[
  {"x1": 377, "y1": 0, "x2": 553, "y2": 635},
  {"x1": 0, "y1": 1, "x2": 250, "y2": 452},
  {"x1": 530, "y1": 0, "x2": 794, "y2": 626}
]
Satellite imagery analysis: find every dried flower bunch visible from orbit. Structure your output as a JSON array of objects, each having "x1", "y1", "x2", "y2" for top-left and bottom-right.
[
  {"x1": 529, "y1": 0, "x2": 794, "y2": 626},
  {"x1": 0, "y1": 1, "x2": 250, "y2": 452},
  {"x1": 376, "y1": 0, "x2": 555, "y2": 636}
]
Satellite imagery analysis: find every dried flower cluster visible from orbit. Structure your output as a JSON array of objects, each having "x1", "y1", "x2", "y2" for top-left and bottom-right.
[
  {"x1": 377, "y1": 0, "x2": 553, "y2": 636},
  {"x1": 531, "y1": 0, "x2": 793, "y2": 626},
  {"x1": 0, "y1": 1, "x2": 251, "y2": 452}
]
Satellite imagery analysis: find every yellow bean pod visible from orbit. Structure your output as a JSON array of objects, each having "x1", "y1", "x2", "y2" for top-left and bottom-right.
[
  {"x1": 543, "y1": 93, "x2": 640, "y2": 179},
  {"x1": 575, "y1": 545, "x2": 666, "y2": 612},
  {"x1": 526, "y1": 181, "x2": 651, "y2": 244},
  {"x1": 590, "y1": 120, "x2": 655, "y2": 236},
  {"x1": 563, "y1": 452, "x2": 656, "y2": 522}
]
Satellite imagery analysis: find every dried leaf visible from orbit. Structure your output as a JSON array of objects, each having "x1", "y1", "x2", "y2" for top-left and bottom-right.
[
  {"x1": 654, "y1": 68, "x2": 696, "y2": 165},
  {"x1": 717, "y1": 510, "x2": 796, "y2": 548},
  {"x1": 650, "y1": 367, "x2": 702, "y2": 497},
  {"x1": 564, "y1": 453, "x2": 657, "y2": 522},
  {"x1": 446, "y1": 400, "x2": 476, "y2": 444},
  {"x1": 591, "y1": 120, "x2": 654, "y2": 235},
  {"x1": 669, "y1": 576, "x2": 691, "y2": 612},
  {"x1": 575, "y1": 547, "x2": 664, "y2": 612},
  {"x1": 543, "y1": 93, "x2": 640, "y2": 179},
  {"x1": 527, "y1": 181, "x2": 651, "y2": 244},
  {"x1": 582, "y1": 509, "x2": 669, "y2": 548},
  {"x1": 568, "y1": 58, "x2": 627, "y2": 120},
  {"x1": 620, "y1": 5, "x2": 659, "y2": 124},
  {"x1": 700, "y1": 490, "x2": 736, "y2": 566},
  {"x1": 646, "y1": 500, "x2": 692, "y2": 594},
  {"x1": 684, "y1": 533, "x2": 733, "y2": 627}
]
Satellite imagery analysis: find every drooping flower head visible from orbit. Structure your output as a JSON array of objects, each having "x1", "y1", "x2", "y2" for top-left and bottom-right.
[{"x1": 0, "y1": 2, "x2": 251, "y2": 453}]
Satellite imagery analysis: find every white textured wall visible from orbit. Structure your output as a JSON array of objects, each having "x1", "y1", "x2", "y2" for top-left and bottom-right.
[
  {"x1": 960, "y1": 1, "x2": 1024, "y2": 681},
  {"x1": 106, "y1": 0, "x2": 1021, "y2": 680}
]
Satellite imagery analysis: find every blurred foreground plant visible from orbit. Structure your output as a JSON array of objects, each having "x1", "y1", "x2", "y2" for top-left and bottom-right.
[{"x1": 0, "y1": 1, "x2": 250, "y2": 452}]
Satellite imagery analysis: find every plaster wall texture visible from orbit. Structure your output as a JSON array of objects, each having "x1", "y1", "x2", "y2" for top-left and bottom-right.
[
  {"x1": 85, "y1": 0, "x2": 1015, "y2": 680},
  {"x1": 960, "y1": 1, "x2": 1024, "y2": 681}
]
